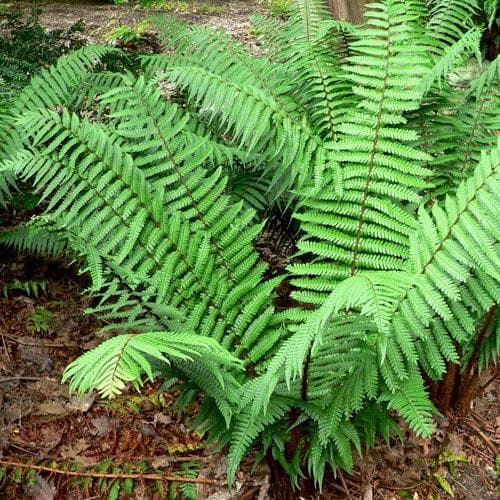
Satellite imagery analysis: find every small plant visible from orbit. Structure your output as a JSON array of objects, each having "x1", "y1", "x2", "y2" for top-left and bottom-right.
[
  {"x1": 0, "y1": 8, "x2": 85, "y2": 99},
  {"x1": 28, "y1": 306, "x2": 54, "y2": 334},
  {"x1": 157, "y1": 1, "x2": 190, "y2": 12},
  {"x1": 196, "y1": 3, "x2": 226, "y2": 15},
  {"x1": 0, "y1": 458, "x2": 200, "y2": 497},
  {"x1": 261, "y1": 0, "x2": 292, "y2": 17},
  {"x1": 105, "y1": 20, "x2": 151, "y2": 45},
  {"x1": 169, "y1": 461, "x2": 199, "y2": 499},
  {"x1": 129, "y1": 0, "x2": 190, "y2": 11},
  {"x1": 0, "y1": 6, "x2": 86, "y2": 207},
  {"x1": 2, "y1": 279, "x2": 48, "y2": 299}
]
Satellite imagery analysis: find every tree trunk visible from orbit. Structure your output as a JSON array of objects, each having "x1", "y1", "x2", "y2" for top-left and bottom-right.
[{"x1": 328, "y1": 0, "x2": 368, "y2": 24}]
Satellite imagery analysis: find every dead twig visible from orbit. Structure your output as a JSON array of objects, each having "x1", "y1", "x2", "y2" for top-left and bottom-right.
[
  {"x1": 470, "y1": 410, "x2": 495, "y2": 432},
  {"x1": 238, "y1": 486, "x2": 261, "y2": 500},
  {"x1": 1, "y1": 333, "x2": 73, "y2": 348},
  {"x1": 37, "y1": 454, "x2": 210, "y2": 465},
  {"x1": 0, "y1": 459, "x2": 226, "y2": 486},
  {"x1": 463, "y1": 418, "x2": 499, "y2": 454},
  {"x1": 0, "y1": 376, "x2": 57, "y2": 383},
  {"x1": 462, "y1": 440, "x2": 493, "y2": 462},
  {"x1": 338, "y1": 470, "x2": 354, "y2": 500},
  {"x1": 379, "y1": 480, "x2": 426, "y2": 491}
]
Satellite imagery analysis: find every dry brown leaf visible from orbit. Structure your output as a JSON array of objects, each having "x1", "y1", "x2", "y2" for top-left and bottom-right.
[
  {"x1": 31, "y1": 475, "x2": 56, "y2": 500},
  {"x1": 59, "y1": 437, "x2": 90, "y2": 459},
  {"x1": 66, "y1": 391, "x2": 95, "y2": 413},
  {"x1": 90, "y1": 415, "x2": 114, "y2": 437},
  {"x1": 35, "y1": 400, "x2": 68, "y2": 417}
]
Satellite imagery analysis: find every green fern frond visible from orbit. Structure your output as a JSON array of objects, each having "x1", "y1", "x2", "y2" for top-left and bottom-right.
[
  {"x1": 62, "y1": 331, "x2": 238, "y2": 398},
  {"x1": 482, "y1": 0, "x2": 499, "y2": 28},
  {"x1": 478, "y1": 309, "x2": 499, "y2": 370},
  {"x1": 418, "y1": 57, "x2": 499, "y2": 198},
  {"x1": 381, "y1": 375, "x2": 438, "y2": 437},
  {"x1": 0, "y1": 220, "x2": 68, "y2": 258},
  {"x1": 290, "y1": 0, "x2": 432, "y2": 303},
  {"x1": 2, "y1": 0, "x2": 499, "y2": 489},
  {"x1": 0, "y1": 164, "x2": 16, "y2": 209},
  {"x1": 419, "y1": 27, "x2": 482, "y2": 96},
  {"x1": 0, "y1": 105, "x2": 16, "y2": 206},
  {"x1": 386, "y1": 140, "x2": 500, "y2": 379},
  {"x1": 0, "y1": 45, "x2": 116, "y2": 161},
  {"x1": 11, "y1": 79, "x2": 280, "y2": 403},
  {"x1": 149, "y1": 17, "x2": 337, "y2": 194},
  {"x1": 280, "y1": 0, "x2": 357, "y2": 140},
  {"x1": 227, "y1": 396, "x2": 291, "y2": 486},
  {"x1": 426, "y1": 0, "x2": 480, "y2": 54}
]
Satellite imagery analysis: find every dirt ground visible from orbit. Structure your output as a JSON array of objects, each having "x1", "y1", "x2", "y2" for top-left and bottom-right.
[
  {"x1": 0, "y1": 1, "x2": 499, "y2": 498},
  {"x1": 14, "y1": 0, "x2": 263, "y2": 44}
]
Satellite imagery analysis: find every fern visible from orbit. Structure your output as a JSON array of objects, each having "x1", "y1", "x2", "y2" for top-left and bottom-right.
[
  {"x1": 149, "y1": 13, "x2": 340, "y2": 195},
  {"x1": 6, "y1": 67, "x2": 283, "y2": 425},
  {"x1": 416, "y1": 57, "x2": 499, "y2": 198},
  {"x1": 0, "y1": 101, "x2": 16, "y2": 207},
  {"x1": 381, "y1": 375, "x2": 439, "y2": 437},
  {"x1": 0, "y1": 164, "x2": 15, "y2": 209},
  {"x1": 478, "y1": 309, "x2": 499, "y2": 370},
  {"x1": 290, "y1": 0, "x2": 432, "y2": 304},
  {"x1": 1, "y1": 0, "x2": 499, "y2": 492},
  {"x1": 0, "y1": 220, "x2": 68, "y2": 258},
  {"x1": 62, "y1": 331, "x2": 240, "y2": 398},
  {"x1": 426, "y1": 0, "x2": 480, "y2": 54}
]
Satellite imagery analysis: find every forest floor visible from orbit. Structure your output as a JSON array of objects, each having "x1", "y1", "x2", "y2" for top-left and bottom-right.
[
  {"x1": 16, "y1": 0, "x2": 263, "y2": 45},
  {"x1": 1, "y1": 1, "x2": 499, "y2": 499}
]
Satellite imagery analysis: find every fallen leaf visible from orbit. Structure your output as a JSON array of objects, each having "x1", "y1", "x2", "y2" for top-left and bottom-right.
[
  {"x1": 59, "y1": 438, "x2": 90, "y2": 459},
  {"x1": 90, "y1": 415, "x2": 114, "y2": 437},
  {"x1": 66, "y1": 392, "x2": 95, "y2": 413},
  {"x1": 35, "y1": 400, "x2": 68, "y2": 417},
  {"x1": 153, "y1": 412, "x2": 172, "y2": 426},
  {"x1": 31, "y1": 475, "x2": 56, "y2": 500}
]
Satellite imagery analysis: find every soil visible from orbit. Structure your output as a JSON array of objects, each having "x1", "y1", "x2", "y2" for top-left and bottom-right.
[
  {"x1": 0, "y1": 248, "x2": 271, "y2": 498},
  {"x1": 1, "y1": 1, "x2": 499, "y2": 499},
  {"x1": 13, "y1": 0, "x2": 263, "y2": 46}
]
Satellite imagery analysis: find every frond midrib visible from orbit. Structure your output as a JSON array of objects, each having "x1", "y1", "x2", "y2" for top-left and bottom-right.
[
  {"x1": 350, "y1": 23, "x2": 393, "y2": 276},
  {"x1": 392, "y1": 157, "x2": 499, "y2": 317},
  {"x1": 128, "y1": 83, "x2": 239, "y2": 286}
]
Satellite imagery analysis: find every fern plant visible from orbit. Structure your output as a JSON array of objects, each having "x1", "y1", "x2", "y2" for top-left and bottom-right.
[{"x1": 1, "y1": 0, "x2": 499, "y2": 492}]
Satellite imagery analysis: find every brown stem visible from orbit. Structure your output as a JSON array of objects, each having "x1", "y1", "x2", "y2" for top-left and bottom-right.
[
  {"x1": 456, "y1": 306, "x2": 497, "y2": 415},
  {"x1": 463, "y1": 306, "x2": 496, "y2": 385},
  {"x1": 0, "y1": 459, "x2": 224, "y2": 485},
  {"x1": 436, "y1": 363, "x2": 459, "y2": 414},
  {"x1": 1, "y1": 333, "x2": 73, "y2": 348},
  {"x1": 463, "y1": 418, "x2": 499, "y2": 454},
  {"x1": 456, "y1": 374, "x2": 482, "y2": 416},
  {"x1": 0, "y1": 376, "x2": 57, "y2": 384}
]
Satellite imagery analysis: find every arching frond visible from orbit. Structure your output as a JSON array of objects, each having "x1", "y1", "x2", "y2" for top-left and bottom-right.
[
  {"x1": 426, "y1": 0, "x2": 479, "y2": 55},
  {"x1": 62, "y1": 331, "x2": 240, "y2": 399}
]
